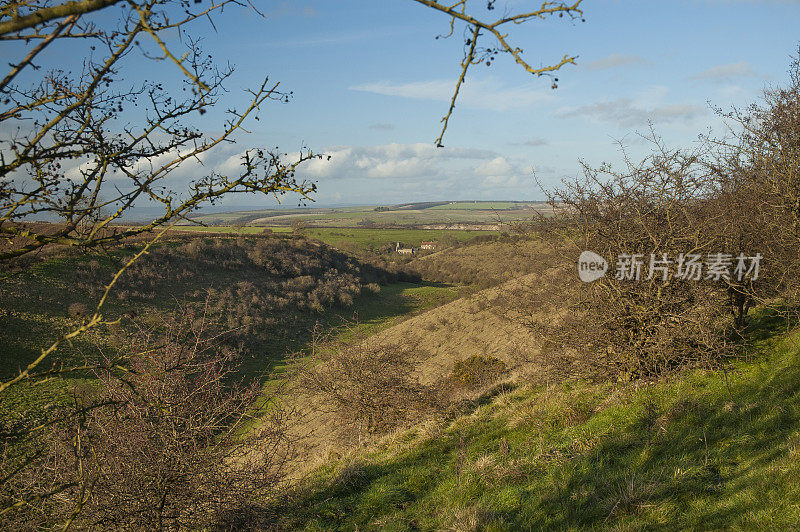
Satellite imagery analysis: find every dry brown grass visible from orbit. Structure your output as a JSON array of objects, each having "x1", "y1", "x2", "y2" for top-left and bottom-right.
[
  {"x1": 282, "y1": 259, "x2": 584, "y2": 478},
  {"x1": 408, "y1": 236, "x2": 561, "y2": 288}
]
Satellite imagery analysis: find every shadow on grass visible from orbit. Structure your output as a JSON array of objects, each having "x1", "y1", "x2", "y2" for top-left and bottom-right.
[
  {"x1": 251, "y1": 324, "x2": 800, "y2": 530},
  {"x1": 742, "y1": 303, "x2": 800, "y2": 343}
]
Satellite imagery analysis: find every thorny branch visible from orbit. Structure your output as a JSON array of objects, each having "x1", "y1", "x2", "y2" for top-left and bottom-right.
[
  {"x1": 414, "y1": 0, "x2": 584, "y2": 145},
  {"x1": 0, "y1": 1, "x2": 318, "y2": 396}
]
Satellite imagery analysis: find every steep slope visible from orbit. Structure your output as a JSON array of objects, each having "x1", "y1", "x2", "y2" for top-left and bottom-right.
[
  {"x1": 272, "y1": 318, "x2": 800, "y2": 530},
  {"x1": 365, "y1": 266, "x2": 568, "y2": 384},
  {"x1": 286, "y1": 260, "x2": 577, "y2": 476}
]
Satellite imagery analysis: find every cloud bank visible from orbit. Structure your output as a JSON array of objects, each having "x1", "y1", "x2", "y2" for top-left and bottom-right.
[{"x1": 349, "y1": 77, "x2": 553, "y2": 111}]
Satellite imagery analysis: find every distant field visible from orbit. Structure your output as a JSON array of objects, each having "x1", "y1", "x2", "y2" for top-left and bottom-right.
[
  {"x1": 430, "y1": 201, "x2": 544, "y2": 210},
  {"x1": 247, "y1": 209, "x2": 525, "y2": 226},
  {"x1": 171, "y1": 225, "x2": 277, "y2": 234},
  {"x1": 170, "y1": 225, "x2": 495, "y2": 252},
  {"x1": 302, "y1": 227, "x2": 494, "y2": 251},
  {"x1": 185, "y1": 201, "x2": 552, "y2": 227}
]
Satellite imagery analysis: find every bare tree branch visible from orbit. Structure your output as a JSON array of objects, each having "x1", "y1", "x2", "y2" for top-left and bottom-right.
[{"x1": 415, "y1": 0, "x2": 584, "y2": 145}]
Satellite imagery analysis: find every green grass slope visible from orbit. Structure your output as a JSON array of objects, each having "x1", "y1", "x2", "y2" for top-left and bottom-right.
[{"x1": 269, "y1": 318, "x2": 800, "y2": 530}]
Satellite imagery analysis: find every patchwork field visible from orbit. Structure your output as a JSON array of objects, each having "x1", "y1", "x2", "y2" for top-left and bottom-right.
[{"x1": 182, "y1": 201, "x2": 553, "y2": 228}]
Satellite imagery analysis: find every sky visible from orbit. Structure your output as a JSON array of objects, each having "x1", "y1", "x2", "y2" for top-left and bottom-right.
[{"x1": 7, "y1": 0, "x2": 800, "y2": 211}]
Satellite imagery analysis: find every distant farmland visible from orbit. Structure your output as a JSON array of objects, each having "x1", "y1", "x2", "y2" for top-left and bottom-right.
[
  {"x1": 429, "y1": 201, "x2": 534, "y2": 210},
  {"x1": 184, "y1": 201, "x2": 551, "y2": 227},
  {"x1": 171, "y1": 226, "x2": 494, "y2": 252}
]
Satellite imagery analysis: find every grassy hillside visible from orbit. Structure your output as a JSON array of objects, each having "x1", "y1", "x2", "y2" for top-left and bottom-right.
[
  {"x1": 0, "y1": 236, "x2": 379, "y2": 373},
  {"x1": 9, "y1": 229, "x2": 798, "y2": 530},
  {"x1": 278, "y1": 235, "x2": 575, "y2": 477},
  {"x1": 269, "y1": 314, "x2": 800, "y2": 530},
  {"x1": 408, "y1": 235, "x2": 563, "y2": 288},
  {"x1": 0, "y1": 235, "x2": 462, "y2": 419}
]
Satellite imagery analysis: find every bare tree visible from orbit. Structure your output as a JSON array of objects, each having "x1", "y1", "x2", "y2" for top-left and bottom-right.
[
  {"x1": 1, "y1": 305, "x2": 294, "y2": 530},
  {"x1": 530, "y1": 74, "x2": 800, "y2": 378},
  {"x1": 532, "y1": 134, "x2": 736, "y2": 378},
  {"x1": 291, "y1": 327, "x2": 439, "y2": 437},
  {"x1": 1, "y1": 0, "x2": 587, "y2": 390},
  {"x1": 0, "y1": 1, "x2": 322, "y2": 392},
  {"x1": 413, "y1": 0, "x2": 584, "y2": 146},
  {"x1": 702, "y1": 49, "x2": 800, "y2": 317},
  {"x1": 1, "y1": 1, "x2": 318, "y2": 262}
]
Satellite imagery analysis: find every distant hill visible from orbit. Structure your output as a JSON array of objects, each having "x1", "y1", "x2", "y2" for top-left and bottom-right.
[{"x1": 183, "y1": 201, "x2": 552, "y2": 227}]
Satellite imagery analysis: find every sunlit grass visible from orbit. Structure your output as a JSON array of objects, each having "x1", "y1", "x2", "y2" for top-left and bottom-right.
[{"x1": 272, "y1": 324, "x2": 800, "y2": 530}]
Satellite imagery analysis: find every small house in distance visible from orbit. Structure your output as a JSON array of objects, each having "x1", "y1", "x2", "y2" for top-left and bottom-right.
[
  {"x1": 395, "y1": 242, "x2": 414, "y2": 255},
  {"x1": 420, "y1": 241, "x2": 437, "y2": 251}
]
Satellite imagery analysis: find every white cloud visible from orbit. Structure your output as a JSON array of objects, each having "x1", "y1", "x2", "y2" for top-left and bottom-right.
[
  {"x1": 54, "y1": 141, "x2": 543, "y2": 212},
  {"x1": 475, "y1": 156, "x2": 514, "y2": 178},
  {"x1": 583, "y1": 53, "x2": 651, "y2": 71},
  {"x1": 349, "y1": 77, "x2": 553, "y2": 111},
  {"x1": 300, "y1": 142, "x2": 498, "y2": 181},
  {"x1": 290, "y1": 142, "x2": 546, "y2": 201},
  {"x1": 557, "y1": 98, "x2": 706, "y2": 127},
  {"x1": 689, "y1": 61, "x2": 758, "y2": 83},
  {"x1": 481, "y1": 174, "x2": 525, "y2": 188}
]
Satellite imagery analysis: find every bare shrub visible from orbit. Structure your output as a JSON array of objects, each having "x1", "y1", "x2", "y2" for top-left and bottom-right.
[
  {"x1": 69, "y1": 236, "x2": 402, "y2": 356},
  {"x1": 447, "y1": 355, "x2": 508, "y2": 390},
  {"x1": 704, "y1": 49, "x2": 800, "y2": 315},
  {"x1": 291, "y1": 333, "x2": 440, "y2": 435},
  {"x1": 1, "y1": 308, "x2": 294, "y2": 530},
  {"x1": 532, "y1": 52, "x2": 800, "y2": 378},
  {"x1": 535, "y1": 135, "x2": 736, "y2": 379}
]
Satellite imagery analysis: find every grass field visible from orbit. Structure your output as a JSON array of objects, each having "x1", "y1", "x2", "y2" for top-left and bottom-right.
[
  {"x1": 256, "y1": 281, "x2": 461, "y2": 381},
  {"x1": 272, "y1": 312, "x2": 800, "y2": 530},
  {"x1": 304, "y1": 282, "x2": 461, "y2": 349},
  {"x1": 429, "y1": 201, "x2": 541, "y2": 210},
  {"x1": 171, "y1": 226, "x2": 496, "y2": 253}
]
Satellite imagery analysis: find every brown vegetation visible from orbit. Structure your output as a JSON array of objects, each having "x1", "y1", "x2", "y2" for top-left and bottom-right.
[
  {"x1": 1, "y1": 307, "x2": 293, "y2": 530},
  {"x1": 408, "y1": 235, "x2": 562, "y2": 288},
  {"x1": 67, "y1": 236, "x2": 406, "y2": 354},
  {"x1": 291, "y1": 334, "x2": 441, "y2": 436},
  {"x1": 527, "y1": 52, "x2": 800, "y2": 379}
]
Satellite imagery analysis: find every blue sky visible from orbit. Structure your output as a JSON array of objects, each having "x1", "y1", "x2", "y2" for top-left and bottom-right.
[{"x1": 9, "y1": 0, "x2": 800, "y2": 209}]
